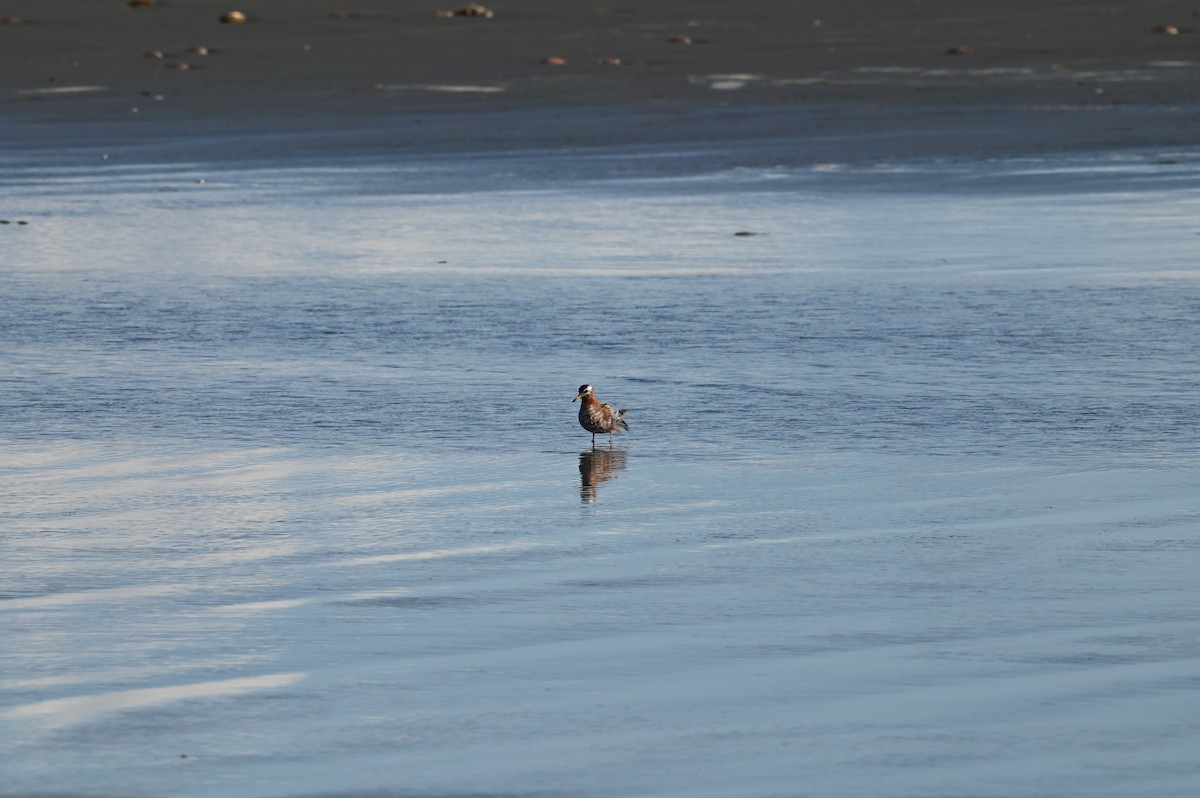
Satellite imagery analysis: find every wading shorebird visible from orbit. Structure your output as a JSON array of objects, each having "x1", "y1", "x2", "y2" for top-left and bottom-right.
[{"x1": 573, "y1": 384, "x2": 629, "y2": 446}]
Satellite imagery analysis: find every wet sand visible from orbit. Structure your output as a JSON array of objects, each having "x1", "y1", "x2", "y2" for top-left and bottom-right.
[
  {"x1": 3, "y1": 0, "x2": 1200, "y2": 166},
  {"x1": 4, "y1": 4, "x2": 1200, "y2": 797},
  {"x1": 4, "y1": 147, "x2": 1200, "y2": 797}
]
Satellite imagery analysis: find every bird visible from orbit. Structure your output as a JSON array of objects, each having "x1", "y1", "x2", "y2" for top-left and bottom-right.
[{"x1": 572, "y1": 384, "x2": 629, "y2": 446}]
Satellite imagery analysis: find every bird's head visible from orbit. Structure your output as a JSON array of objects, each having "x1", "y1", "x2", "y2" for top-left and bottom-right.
[{"x1": 573, "y1": 384, "x2": 593, "y2": 403}]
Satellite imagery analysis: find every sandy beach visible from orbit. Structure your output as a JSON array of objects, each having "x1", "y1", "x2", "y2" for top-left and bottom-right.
[
  {"x1": 3, "y1": 0, "x2": 1200, "y2": 165},
  {"x1": 4, "y1": 4, "x2": 1200, "y2": 798}
]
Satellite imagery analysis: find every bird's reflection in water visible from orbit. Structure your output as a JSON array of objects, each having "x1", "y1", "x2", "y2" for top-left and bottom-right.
[{"x1": 579, "y1": 447, "x2": 628, "y2": 503}]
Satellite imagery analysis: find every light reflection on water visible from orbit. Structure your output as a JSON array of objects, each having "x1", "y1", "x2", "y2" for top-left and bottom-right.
[{"x1": 2, "y1": 160, "x2": 1200, "y2": 797}]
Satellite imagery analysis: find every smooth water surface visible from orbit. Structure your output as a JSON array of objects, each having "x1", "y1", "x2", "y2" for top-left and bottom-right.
[{"x1": 2, "y1": 150, "x2": 1200, "y2": 797}]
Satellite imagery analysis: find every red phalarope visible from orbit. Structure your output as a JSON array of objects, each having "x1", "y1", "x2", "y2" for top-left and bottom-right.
[{"x1": 572, "y1": 384, "x2": 629, "y2": 446}]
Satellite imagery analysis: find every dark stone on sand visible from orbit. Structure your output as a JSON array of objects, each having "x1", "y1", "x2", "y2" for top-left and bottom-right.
[
  {"x1": 667, "y1": 36, "x2": 693, "y2": 45},
  {"x1": 598, "y1": 57, "x2": 622, "y2": 66},
  {"x1": 541, "y1": 56, "x2": 567, "y2": 65},
  {"x1": 1, "y1": 16, "x2": 23, "y2": 25},
  {"x1": 219, "y1": 11, "x2": 248, "y2": 25},
  {"x1": 144, "y1": 50, "x2": 165, "y2": 58},
  {"x1": 166, "y1": 62, "x2": 190, "y2": 70},
  {"x1": 456, "y1": 4, "x2": 494, "y2": 17},
  {"x1": 947, "y1": 46, "x2": 972, "y2": 55}
]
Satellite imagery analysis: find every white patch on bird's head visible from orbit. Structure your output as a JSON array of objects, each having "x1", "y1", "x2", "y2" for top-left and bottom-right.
[{"x1": 577, "y1": 384, "x2": 593, "y2": 395}]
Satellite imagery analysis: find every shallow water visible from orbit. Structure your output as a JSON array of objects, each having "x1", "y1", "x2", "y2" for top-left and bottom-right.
[{"x1": 2, "y1": 148, "x2": 1200, "y2": 797}]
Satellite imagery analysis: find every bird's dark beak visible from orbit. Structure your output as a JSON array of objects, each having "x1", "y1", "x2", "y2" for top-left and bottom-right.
[{"x1": 572, "y1": 393, "x2": 583, "y2": 402}]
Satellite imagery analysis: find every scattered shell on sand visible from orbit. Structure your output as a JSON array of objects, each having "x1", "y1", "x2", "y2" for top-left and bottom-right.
[
  {"x1": 186, "y1": 46, "x2": 210, "y2": 55},
  {"x1": 456, "y1": 4, "x2": 494, "y2": 17},
  {"x1": 540, "y1": 56, "x2": 567, "y2": 65},
  {"x1": 667, "y1": 36, "x2": 693, "y2": 45},
  {"x1": 220, "y1": 11, "x2": 248, "y2": 24},
  {"x1": 166, "y1": 62, "x2": 190, "y2": 70},
  {"x1": 598, "y1": 57, "x2": 622, "y2": 66},
  {"x1": 144, "y1": 50, "x2": 165, "y2": 58},
  {"x1": 1154, "y1": 25, "x2": 1180, "y2": 35},
  {"x1": 946, "y1": 45, "x2": 972, "y2": 55}
]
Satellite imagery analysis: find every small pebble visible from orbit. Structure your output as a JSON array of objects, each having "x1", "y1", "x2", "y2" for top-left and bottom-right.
[
  {"x1": 946, "y1": 46, "x2": 972, "y2": 55},
  {"x1": 598, "y1": 57, "x2": 622, "y2": 66},
  {"x1": 330, "y1": 10, "x2": 351, "y2": 19},
  {"x1": 457, "y1": 4, "x2": 494, "y2": 17},
  {"x1": 734, "y1": 231, "x2": 758, "y2": 237},
  {"x1": 1, "y1": 16, "x2": 22, "y2": 25},
  {"x1": 435, "y1": 10, "x2": 455, "y2": 17},
  {"x1": 540, "y1": 56, "x2": 567, "y2": 65},
  {"x1": 667, "y1": 36, "x2": 693, "y2": 45},
  {"x1": 186, "y1": 46, "x2": 210, "y2": 55},
  {"x1": 220, "y1": 11, "x2": 248, "y2": 24},
  {"x1": 128, "y1": 0, "x2": 157, "y2": 6},
  {"x1": 1154, "y1": 25, "x2": 1180, "y2": 35},
  {"x1": 166, "y1": 62, "x2": 190, "y2": 70},
  {"x1": 144, "y1": 50, "x2": 165, "y2": 58}
]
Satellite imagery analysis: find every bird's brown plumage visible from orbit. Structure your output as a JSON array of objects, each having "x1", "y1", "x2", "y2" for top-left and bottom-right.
[{"x1": 572, "y1": 384, "x2": 629, "y2": 445}]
